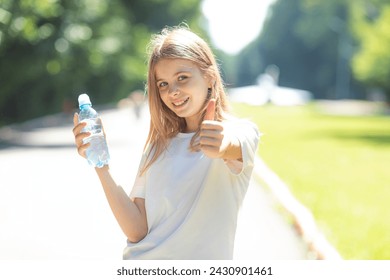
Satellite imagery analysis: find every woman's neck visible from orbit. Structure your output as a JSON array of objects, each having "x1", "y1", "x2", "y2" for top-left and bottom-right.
[{"x1": 183, "y1": 115, "x2": 200, "y2": 133}]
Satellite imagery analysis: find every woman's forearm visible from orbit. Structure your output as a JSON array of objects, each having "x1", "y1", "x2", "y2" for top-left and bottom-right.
[{"x1": 95, "y1": 166, "x2": 148, "y2": 243}]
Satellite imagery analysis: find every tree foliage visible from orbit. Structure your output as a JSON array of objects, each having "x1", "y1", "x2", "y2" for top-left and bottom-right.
[
  {"x1": 0, "y1": 0, "x2": 203, "y2": 125},
  {"x1": 224, "y1": 0, "x2": 339, "y2": 98},
  {"x1": 226, "y1": 0, "x2": 389, "y2": 100},
  {"x1": 351, "y1": 1, "x2": 390, "y2": 99}
]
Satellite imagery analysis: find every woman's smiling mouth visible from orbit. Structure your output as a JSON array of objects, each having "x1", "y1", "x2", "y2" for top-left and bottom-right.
[{"x1": 172, "y1": 97, "x2": 190, "y2": 107}]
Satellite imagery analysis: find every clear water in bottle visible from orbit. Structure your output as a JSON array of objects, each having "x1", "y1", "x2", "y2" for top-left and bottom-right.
[{"x1": 78, "y1": 93, "x2": 110, "y2": 168}]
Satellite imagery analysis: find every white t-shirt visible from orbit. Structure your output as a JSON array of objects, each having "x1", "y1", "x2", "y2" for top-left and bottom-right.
[{"x1": 123, "y1": 119, "x2": 260, "y2": 260}]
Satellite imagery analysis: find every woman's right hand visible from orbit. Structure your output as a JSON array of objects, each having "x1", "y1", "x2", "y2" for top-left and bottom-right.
[{"x1": 72, "y1": 113, "x2": 91, "y2": 158}]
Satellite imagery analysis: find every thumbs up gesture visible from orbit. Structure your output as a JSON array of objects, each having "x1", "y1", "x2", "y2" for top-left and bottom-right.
[{"x1": 200, "y1": 99, "x2": 241, "y2": 160}]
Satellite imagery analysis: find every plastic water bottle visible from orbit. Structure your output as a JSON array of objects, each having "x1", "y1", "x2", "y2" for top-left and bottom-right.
[{"x1": 78, "y1": 93, "x2": 110, "y2": 168}]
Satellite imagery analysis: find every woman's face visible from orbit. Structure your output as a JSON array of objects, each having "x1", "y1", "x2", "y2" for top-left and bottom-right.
[{"x1": 155, "y1": 58, "x2": 210, "y2": 132}]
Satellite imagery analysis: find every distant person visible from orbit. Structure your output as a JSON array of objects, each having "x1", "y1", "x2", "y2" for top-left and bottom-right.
[
  {"x1": 129, "y1": 90, "x2": 145, "y2": 120},
  {"x1": 257, "y1": 64, "x2": 279, "y2": 88},
  {"x1": 117, "y1": 90, "x2": 145, "y2": 120},
  {"x1": 72, "y1": 25, "x2": 260, "y2": 260}
]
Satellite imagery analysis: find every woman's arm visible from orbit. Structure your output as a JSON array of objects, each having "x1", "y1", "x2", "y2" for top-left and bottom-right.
[
  {"x1": 73, "y1": 113, "x2": 147, "y2": 242},
  {"x1": 95, "y1": 166, "x2": 148, "y2": 243}
]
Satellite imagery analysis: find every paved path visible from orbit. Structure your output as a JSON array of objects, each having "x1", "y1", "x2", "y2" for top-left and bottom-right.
[{"x1": 0, "y1": 105, "x2": 310, "y2": 260}]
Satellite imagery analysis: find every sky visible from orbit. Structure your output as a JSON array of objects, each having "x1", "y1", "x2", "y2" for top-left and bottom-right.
[{"x1": 201, "y1": 0, "x2": 276, "y2": 54}]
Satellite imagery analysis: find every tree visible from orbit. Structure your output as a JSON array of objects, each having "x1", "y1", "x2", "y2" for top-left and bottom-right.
[
  {"x1": 227, "y1": 0, "x2": 365, "y2": 100},
  {"x1": 351, "y1": 0, "x2": 390, "y2": 101},
  {"x1": 0, "y1": 0, "x2": 203, "y2": 125}
]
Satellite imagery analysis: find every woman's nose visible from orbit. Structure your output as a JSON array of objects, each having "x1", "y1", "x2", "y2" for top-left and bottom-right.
[{"x1": 168, "y1": 85, "x2": 179, "y2": 96}]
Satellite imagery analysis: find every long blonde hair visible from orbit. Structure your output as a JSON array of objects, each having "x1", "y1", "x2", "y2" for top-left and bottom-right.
[{"x1": 141, "y1": 25, "x2": 229, "y2": 174}]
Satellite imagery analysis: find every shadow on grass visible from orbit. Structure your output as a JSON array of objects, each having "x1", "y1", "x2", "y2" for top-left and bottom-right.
[{"x1": 330, "y1": 132, "x2": 390, "y2": 146}]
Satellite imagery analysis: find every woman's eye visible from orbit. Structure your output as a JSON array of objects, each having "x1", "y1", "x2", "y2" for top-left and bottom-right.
[
  {"x1": 158, "y1": 81, "x2": 168, "y2": 88},
  {"x1": 178, "y1": 75, "x2": 188, "y2": 81}
]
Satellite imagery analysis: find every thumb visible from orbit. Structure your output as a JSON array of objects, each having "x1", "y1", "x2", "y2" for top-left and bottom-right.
[
  {"x1": 73, "y1": 112, "x2": 79, "y2": 126},
  {"x1": 204, "y1": 99, "x2": 216, "y2": 121}
]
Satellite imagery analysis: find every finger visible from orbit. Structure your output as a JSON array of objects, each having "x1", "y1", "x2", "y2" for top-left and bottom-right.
[
  {"x1": 204, "y1": 98, "x2": 216, "y2": 121},
  {"x1": 72, "y1": 122, "x2": 87, "y2": 136},
  {"x1": 200, "y1": 136, "x2": 220, "y2": 147},
  {"x1": 78, "y1": 142, "x2": 90, "y2": 158},
  {"x1": 73, "y1": 112, "x2": 79, "y2": 127},
  {"x1": 75, "y1": 131, "x2": 91, "y2": 146},
  {"x1": 200, "y1": 145, "x2": 220, "y2": 158},
  {"x1": 200, "y1": 128, "x2": 223, "y2": 140},
  {"x1": 201, "y1": 121, "x2": 223, "y2": 132},
  {"x1": 200, "y1": 144, "x2": 219, "y2": 151}
]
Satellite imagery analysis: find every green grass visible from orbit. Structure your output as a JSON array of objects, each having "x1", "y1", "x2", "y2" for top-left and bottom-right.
[{"x1": 232, "y1": 102, "x2": 390, "y2": 259}]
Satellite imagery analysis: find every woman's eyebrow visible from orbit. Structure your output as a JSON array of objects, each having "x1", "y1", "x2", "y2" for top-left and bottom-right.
[{"x1": 156, "y1": 69, "x2": 193, "y2": 82}]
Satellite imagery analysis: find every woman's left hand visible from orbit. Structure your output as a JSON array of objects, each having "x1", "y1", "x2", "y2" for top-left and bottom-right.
[{"x1": 200, "y1": 100, "x2": 241, "y2": 159}]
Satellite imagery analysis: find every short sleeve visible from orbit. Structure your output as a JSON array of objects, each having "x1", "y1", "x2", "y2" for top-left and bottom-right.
[
  {"x1": 129, "y1": 174, "x2": 146, "y2": 199},
  {"x1": 224, "y1": 120, "x2": 260, "y2": 175},
  {"x1": 129, "y1": 148, "x2": 150, "y2": 200}
]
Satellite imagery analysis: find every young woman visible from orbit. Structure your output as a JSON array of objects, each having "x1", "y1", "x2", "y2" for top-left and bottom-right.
[{"x1": 72, "y1": 26, "x2": 260, "y2": 260}]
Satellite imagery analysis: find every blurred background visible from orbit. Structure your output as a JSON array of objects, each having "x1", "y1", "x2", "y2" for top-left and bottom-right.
[
  {"x1": 1, "y1": 0, "x2": 390, "y2": 122},
  {"x1": 0, "y1": 0, "x2": 389, "y2": 260}
]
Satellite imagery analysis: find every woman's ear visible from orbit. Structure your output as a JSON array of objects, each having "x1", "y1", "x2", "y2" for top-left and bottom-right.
[
  {"x1": 204, "y1": 73, "x2": 215, "y2": 88},
  {"x1": 207, "y1": 80, "x2": 216, "y2": 91}
]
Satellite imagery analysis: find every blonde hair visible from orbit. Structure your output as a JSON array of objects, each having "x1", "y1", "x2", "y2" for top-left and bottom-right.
[{"x1": 141, "y1": 25, "x2": 229, "y2": 174}]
